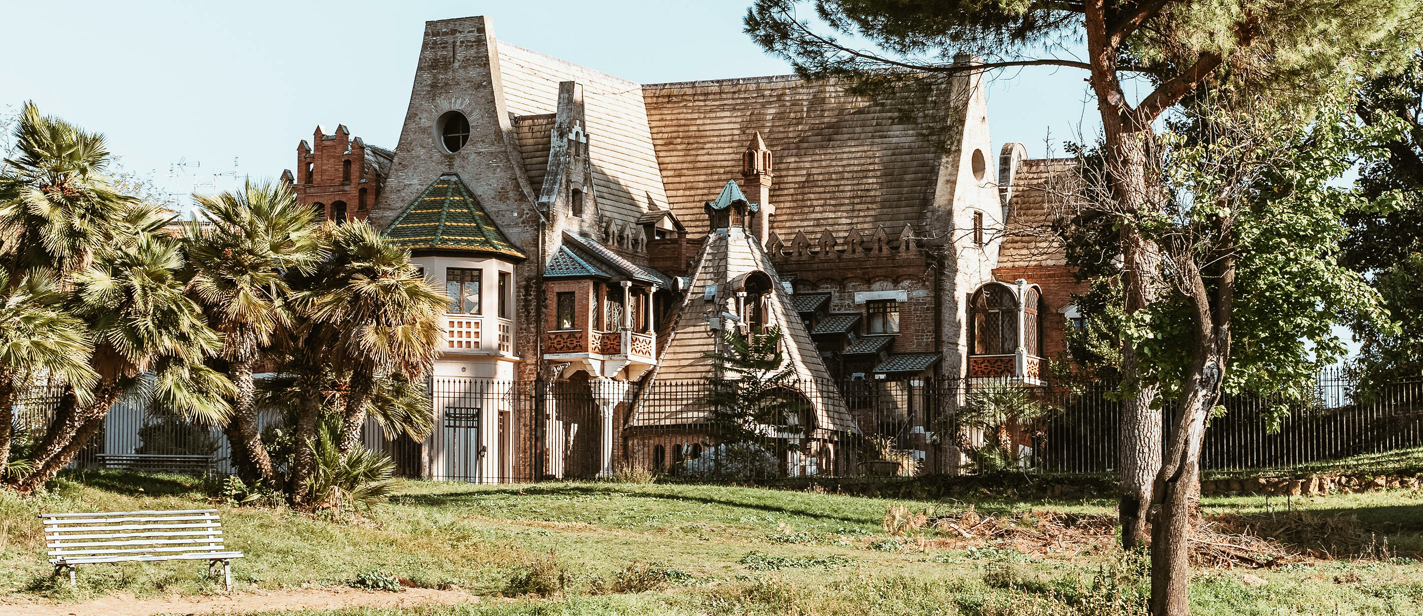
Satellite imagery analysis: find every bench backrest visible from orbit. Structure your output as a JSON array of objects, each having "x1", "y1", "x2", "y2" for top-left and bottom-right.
[{"x1": 41, "y1": 509, "x2": 227, "y2": 561}]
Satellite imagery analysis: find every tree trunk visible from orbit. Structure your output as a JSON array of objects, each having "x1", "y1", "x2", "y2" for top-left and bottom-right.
[
  {"x1": 338, "y1": 373, "x2": 375, "y2": 455},
  {"x1": 287, "y1": 393, "x2": 323, "y2": 509},
  {"x1": 16, "y1": 384, "x2": 122, "y2": 493},
  {"x1": 1118, "y1": 226, "x2": 1163, "y2": 550},
  {"x1": 0, "y1": 376, "x2": 17, "y2": 478},
  {"x1": 227, "y1": 360, "x2": 280, "y2": 490},
  {"x1": 1151, "y1": 356, "x2": 1223, "y2": 616}
]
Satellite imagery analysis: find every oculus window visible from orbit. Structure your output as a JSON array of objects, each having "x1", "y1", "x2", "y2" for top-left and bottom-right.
[{"x1": 437, "y1": 111, "x2": 470, "y2": 153}]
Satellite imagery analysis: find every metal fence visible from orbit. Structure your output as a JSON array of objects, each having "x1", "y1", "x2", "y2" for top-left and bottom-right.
[{"x1": 7, "y1": 369, "x2": 1421, "y2": 481}]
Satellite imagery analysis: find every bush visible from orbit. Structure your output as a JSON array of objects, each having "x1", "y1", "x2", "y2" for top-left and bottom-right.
[
  {"x1": 605, "y1": 561, "x2": 695, "y2": 593},
  {"x1": 505, "y1": 551, "x2": 574, "y2": 596},
  {"x1": 305, "y1": 421, "x2": 397, "y2": 515},
  {"x1": 681, "y1": 442, "x2": 779, "y2": 481},
  {"x1": 350, "y1": 569, "x2": 403, "y2": 592},
  {"x1": 610, "y1": 464, "x2": 656, "y2": 485}
]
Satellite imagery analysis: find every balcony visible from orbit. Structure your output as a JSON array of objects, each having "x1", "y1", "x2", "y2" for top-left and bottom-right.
[
  {"x1": 444, "y1": 314, "x2": 516, "y2": 357},
  {"x1": 544, "y1": 328, "x2": 656, "y2": 380},
  {"x1": 967, "y1": 354, "x2": 1045, "y2": 385}
]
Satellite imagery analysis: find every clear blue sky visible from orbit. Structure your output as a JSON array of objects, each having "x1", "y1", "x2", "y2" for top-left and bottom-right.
[{"x1": 0, "y1": 0, "x2": 1099, "y2": 209}]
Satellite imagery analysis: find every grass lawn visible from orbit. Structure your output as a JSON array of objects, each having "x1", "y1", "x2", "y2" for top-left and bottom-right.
[{"x1": 0, "y1": 470, "x2": 1419, "y2": 615}]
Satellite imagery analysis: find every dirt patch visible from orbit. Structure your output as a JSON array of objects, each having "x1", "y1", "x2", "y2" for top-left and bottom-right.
[
  {"x1": 0, "y1": 586, "x2": 482, "y2": 616},
  {"x1": 883, "y1": 505, "x2": 1400, "y2": 568}
]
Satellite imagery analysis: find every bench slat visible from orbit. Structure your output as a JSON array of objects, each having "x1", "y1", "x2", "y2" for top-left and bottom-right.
[
  {"x1": 52, "y1": 537, "x2": 224, "y2": 550},
  {"x1": 41, "y1": 509, "x2": 217, "y2": 518},
  {"x1": 44, "y1": 515, "x2": 218, "y2": 525},
  {"x1": 46, "y1": 522, "x2": 222, "y2": 534},
  {"x1": 55, "y1": 551, "x2": 243, "y2": 565},
  {"x1": 44, "y1": 530, "x2": 223, "y2": 541},
  {"x1": 49, "y1": 544, "x2": 230, "y2": 556}
]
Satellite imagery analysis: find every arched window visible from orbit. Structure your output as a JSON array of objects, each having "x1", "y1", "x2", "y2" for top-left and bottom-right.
[
  {"x1": 358, "y1": 188, "x2": 368, "y2": 211},
  {"x1": 331, "y1": 201, "x2": 347, "y2": 224},
  {"x1": 342, "y1": 159, "x2": 352, "y2": 183},
  {"x1": 652, "y1": 444, "x2": 666, "y2": 471},
  {"x1": 1023, "y1": 287, "x2": 1041, "y2": 357},
  {"x1": 970, "y1": 284, "x2": 1018, "y2": 355},
  {"x1": 737, "y1": 271, "x2": 773, "y2": 334}
]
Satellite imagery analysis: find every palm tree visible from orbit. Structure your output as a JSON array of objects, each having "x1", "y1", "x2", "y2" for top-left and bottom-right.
[
  {"x1": 0, "y1": 268, "x2": 97, "y2": 477},
  {"x1": 0, "y1": 102, "x2": 134, "y2": 280},
  {"x1": 291, "y1": 221, "x2": 444, "y2": 455},
  {"x1": 184, "y1": 180, "x2": 322, "y2": 489},
  {"x1": 11, "y1": 231, "x2": 233, "y2": 492}
]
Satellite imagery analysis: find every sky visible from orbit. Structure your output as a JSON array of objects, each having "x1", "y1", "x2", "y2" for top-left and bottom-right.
[{"x1": 0, "y1": 0, "x2": 1100, "y2": 211}]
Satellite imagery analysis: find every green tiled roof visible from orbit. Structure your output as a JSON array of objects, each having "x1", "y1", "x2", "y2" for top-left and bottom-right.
[
  {"x1": 844, "y1": 335, "x2": 894, "y2": 355},
  {"x1": 382, "y1": 174, "x2": 525, "y2": 259},
  {"x1": 812, "y1": 313, "x2": 861, "y2": 335},
  {"x1": 791, "y1": 293, "x2": 830, "y2": 314},
  {"x1": 564, "y1": 232, "x2": 673, "y2": 289},
  {"x1": 705, "y1": 179, "x2": 759, "y2": 212},
  {"x1": 545, "y1": 245, "x2": 611, "y2": 279},
  {"x1": 873, "y1": 353, "x2": 941, "y2": 374}
]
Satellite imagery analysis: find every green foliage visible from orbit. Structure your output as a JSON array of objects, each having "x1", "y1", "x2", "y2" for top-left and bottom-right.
[
  {"x1": 0, "y1": 268, "x2": 97, "y2": 401},
  {"x1": 350, "y1": 569, "x2": 403, "y2": 592},
  {"x1": 304, "y1": 419, "x2": 397, "y2": 515},
  {"x1": 936, "y1": 382, "x2": 1054, "y2": 472},
  {"x1": 604, "y1": 561, "x2": 696, "y2": 593},
  {"x1": 703, "y1": 327, "x2": 806, "y2": 446},
  {"x1": 1350, "y1": 253, "x2": 1423, "y2": 396},
  {"x1": 738, "y1": 551, "x2": 854, "y2": 570}
]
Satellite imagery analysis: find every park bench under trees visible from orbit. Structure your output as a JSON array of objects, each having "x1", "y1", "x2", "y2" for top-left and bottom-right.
[{"x1": 40, "y1": 509, "x2": 243, "y2": 590}]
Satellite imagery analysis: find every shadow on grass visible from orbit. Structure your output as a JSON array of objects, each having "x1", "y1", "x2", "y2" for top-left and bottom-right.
[
  {"x1": 1217, "y1": 504, "x2": 1423, "y2": 559},
  {"x1": 56, "y1": 469, "x2": 205, "y2": 499},
  {"x1": 391, "y1": 483, "x2": 879, "y2": 525}
]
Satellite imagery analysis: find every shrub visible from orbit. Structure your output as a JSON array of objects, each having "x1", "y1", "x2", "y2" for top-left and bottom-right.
[
  {"x1": 606, "y1": 561, "x2": 695, "y2": 593},
  {"x1": 351, "y1": 569, "x2": 402, "y2": 592},
  {"x1": 305, "y1": 421, "x2": 397, "y2": 515},
  {"x1": 505, "y1": 551, "x2": 574, "y2": 596},
  {"x1": 610, "y1": 464, "x2": 656, "y2": 485}
]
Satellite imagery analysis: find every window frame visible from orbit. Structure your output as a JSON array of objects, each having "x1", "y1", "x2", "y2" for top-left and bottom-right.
[
  {"x1": 865, "y1": 299, "x2": 900, "y2": 335},
  {"x1": 555, "y1": 292, "x2": 576, "y2": 330},
  {"x1": 498, "y1": 272, "x2": 510, "y2": 319},
  {"x1": 445, "y1": 267, "x2": 483, "y2": 315}
]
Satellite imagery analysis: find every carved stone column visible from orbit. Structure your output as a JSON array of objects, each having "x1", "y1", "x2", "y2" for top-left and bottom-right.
[{"x1": 591, "y1": 376, "x2": 629, "y2": 478}]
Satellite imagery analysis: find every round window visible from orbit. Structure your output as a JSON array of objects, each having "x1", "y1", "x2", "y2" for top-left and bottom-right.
[
  {"x1": 436, "y1": 111, "x2": 470, "y2": 153},
  {"x1": 971, "y1": 149, "x2": 986, "y2": 180}
]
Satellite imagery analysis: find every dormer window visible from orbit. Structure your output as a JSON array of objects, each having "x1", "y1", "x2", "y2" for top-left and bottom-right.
[{"x1": 737, "y1": 272, "x2": 773, "y2": 335}]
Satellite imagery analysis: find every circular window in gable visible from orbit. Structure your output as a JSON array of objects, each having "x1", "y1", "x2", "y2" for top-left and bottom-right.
[{"x1": 436, "y1": 111, "x2": 470, "y2": 153}]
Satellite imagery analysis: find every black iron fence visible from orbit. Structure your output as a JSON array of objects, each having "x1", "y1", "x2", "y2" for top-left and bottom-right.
[{"x1": 7, "y1": 369, "x2": 1421, "y2": 481}]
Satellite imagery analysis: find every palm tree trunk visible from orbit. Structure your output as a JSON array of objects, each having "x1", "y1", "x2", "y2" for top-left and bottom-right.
[
  {"x1": 338, "y1": 373, "x2": 375, "y2": 455},
  {"x1": 16, "y1": 384, "x2": 121, "y2": 493},
  {"x1": 287, "y1": 392, "x2": 323, "y2": 509},
  {"x1": 0, "y1": 375, "x2": 17, "y2": 478},
  {"x1": 228, "y1": 360, "x2": 280, "y2": 490}
]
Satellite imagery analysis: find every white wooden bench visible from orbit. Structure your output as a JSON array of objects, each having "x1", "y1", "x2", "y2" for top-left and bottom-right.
[{"x1": 40, "y1": 509, "x2": 243, "y2": 590}]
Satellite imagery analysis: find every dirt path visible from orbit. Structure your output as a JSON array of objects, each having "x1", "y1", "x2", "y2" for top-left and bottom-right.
[{"x1": 0, "y1": 586, "x2": 483, "y2": 616}]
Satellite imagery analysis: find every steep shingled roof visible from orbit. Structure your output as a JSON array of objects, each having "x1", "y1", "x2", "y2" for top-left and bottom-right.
[
  {"x1": 497, "y1": 43, "x2": 670, "y2": 227},
  {"x1": 629, "y1": 228, "x2": 856, "y2": 433},
  {"x1": 563, "y1": 232, "x2": 672, "y2": 288},
  {"x1": 998, "y1": 158, "x2": 1079, "y2": 269},
  {"x1": 545, "y1": 245, "x2": 611, "y2": 279},
  {"x1": 643, "y1": 76, "x2": 943, "y2": 236},
  {"x1": 381, "y1": 174, "x2": 526, "y2": 259}
]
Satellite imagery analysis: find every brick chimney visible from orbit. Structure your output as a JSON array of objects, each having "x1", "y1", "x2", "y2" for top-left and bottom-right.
[{"x1": 740, "y1": 132, "x2": 773, "y2": 241}]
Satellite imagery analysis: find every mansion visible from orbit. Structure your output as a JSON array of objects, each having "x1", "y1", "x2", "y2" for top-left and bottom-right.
[{"x1": 281, "y1": 16, "x2": 1083, "y2": 481}]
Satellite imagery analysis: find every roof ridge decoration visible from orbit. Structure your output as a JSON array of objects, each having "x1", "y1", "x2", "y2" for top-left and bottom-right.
[
  {"x1": 381, "y1": 174, "x2": 526, "y2": 259},
  {"x1": 705, "y1": 179, "x2": 759, "y2": 212}
]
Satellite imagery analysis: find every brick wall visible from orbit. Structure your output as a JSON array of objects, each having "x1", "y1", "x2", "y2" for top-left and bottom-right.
[{"x1": 291, "y1": 125, "x2": 382, "y2": 223}]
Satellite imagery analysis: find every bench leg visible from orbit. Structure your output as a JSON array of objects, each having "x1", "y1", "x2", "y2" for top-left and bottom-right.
[
  {"x1": 55, "y1": 565, "x2": 74, "y2": 587},
  {"x1": 223, "y1": 560, "x2": 232, "y2": 592}
]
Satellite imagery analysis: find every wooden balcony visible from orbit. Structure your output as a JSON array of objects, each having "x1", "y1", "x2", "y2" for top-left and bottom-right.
[
  {"x1": 967, "y1": 354, "x2": 1045, "y2": 384},
  {"x1": 544, "y1": 329, "x2": 656, "y2": 380}
]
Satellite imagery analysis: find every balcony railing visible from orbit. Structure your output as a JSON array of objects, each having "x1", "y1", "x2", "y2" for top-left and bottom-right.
[
  {"x1": 543, "y1": 329, "x2": 655, "y2": 361},
  {"x1": 967, "y1": 354, "x2": 1044, "y2": 382},
  {"x1": 444, "y1": 314, "x2": 516, "y2": 356}
]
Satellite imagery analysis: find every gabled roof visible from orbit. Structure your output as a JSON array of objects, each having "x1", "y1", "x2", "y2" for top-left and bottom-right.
[
  {"x1": 812, "y1": 313, "x2": 862, "y2": 336},
  {"x1": 563, "y1": 231, "x2": 672, "y2": 288},
  {"x1": 630, "y1": 227, "x2": 856, "y2": 434},
  {"x1": 999, "y1": 158, "x2": 1079, "y2": 268},
  {"x1": 844, "y1": 335, "x2": 894, "y2": 356},
  {"x1": 644, "y1": 76, "x2": 945, "y2": 236},
  {"x1": 873, "y1": 353, "x2": 941, "y2": 374},
  {"x1": 497, "y1": 43, "x2": 670, "y2": 227},
  {"x1": 382, "y1": 174, "x2": 526, "y2": 259},
  {"x1": 636, "y1": 208, "x2": 685, "y2": 231},
  {"x1": 545, "y1": 245, "x2": 611, "y2": 279},
  {"x1": 791, "y1": 293, "x2": 831, "y2": 314},
  {"x1": 705, "y1": 179, "x2": 759, "y2": 212}
]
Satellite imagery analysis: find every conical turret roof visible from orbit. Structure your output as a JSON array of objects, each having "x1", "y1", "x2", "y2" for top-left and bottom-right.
[{"x1": 381, "y1": 174, "x2": 526, "y2": 259}]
